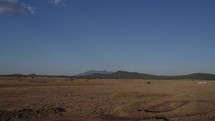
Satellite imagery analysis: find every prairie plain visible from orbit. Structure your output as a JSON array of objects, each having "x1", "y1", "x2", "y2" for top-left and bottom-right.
[{"x1": 0, "y1": 77, "x2": 215, "y2": 121}]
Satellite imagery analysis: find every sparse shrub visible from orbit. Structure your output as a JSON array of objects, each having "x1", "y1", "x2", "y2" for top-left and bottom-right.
[
  {"x1": 147, "y1": 81, "x2": 151, "y2": 84},
  {"x1": 18, "y1": 76, "x2": 22, "y2": 81},
  {"x1": 70, "y1": 77, "x2": 73, "y2": 81}
]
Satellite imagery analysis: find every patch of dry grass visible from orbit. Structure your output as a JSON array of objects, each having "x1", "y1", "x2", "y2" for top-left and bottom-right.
[{"x1": 0, "y1": 78, "x2": 215, "y2": 121}]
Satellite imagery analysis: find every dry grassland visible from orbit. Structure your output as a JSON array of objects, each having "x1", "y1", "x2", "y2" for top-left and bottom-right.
[{"x1": 0, "y1": 77, "x2": 215, "y2": 121}]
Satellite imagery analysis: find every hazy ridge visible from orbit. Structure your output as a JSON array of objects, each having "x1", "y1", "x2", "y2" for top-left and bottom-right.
[
  {"x1": 75, "y1": 70, "x2": 215, "y2": 80},
  {"x1": 1, "y1": 70, "x2": 215, "y2": 80}
]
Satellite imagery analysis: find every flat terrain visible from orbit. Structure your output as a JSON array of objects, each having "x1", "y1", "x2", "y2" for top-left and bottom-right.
[{"x1": 0, "y1": 77, "x2": 215, "y2": 121}]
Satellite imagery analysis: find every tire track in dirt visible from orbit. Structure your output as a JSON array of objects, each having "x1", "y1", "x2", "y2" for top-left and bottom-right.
[
  {"x1": 144, "y1": 101, "x2": 189, "y2": 113},
  {"x1": 100, "y1": 115, "x2": 169, "y2": 121}
]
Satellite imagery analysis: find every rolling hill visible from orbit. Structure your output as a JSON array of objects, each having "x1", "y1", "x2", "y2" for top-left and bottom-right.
[
  {"x1": 74, "y1": 70, "x2": 215, "y2": 80},
  {"x1": 1, "y1": 70, "x2": 215, "y2": 80}
]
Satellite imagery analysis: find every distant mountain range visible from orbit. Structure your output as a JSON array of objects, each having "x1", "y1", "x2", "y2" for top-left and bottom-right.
[
  {"x1": 74, "y1": 70, "x2": 215, "y2": 80},
  {"x1": 1, "y1": 70, "x2": 215, "y2": 80},
  {"x1": 76, "y1": 70, "x2": 113, "y2": 76}
]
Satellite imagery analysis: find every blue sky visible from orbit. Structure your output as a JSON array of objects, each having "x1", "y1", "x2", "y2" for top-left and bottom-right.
[{"x1": 0, "y1": 0, "x2": 215, "y2": 75}]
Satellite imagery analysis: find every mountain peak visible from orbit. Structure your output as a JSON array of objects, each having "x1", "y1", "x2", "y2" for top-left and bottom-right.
[
  {"x1": 76, "y1": 70, "x2": 113, "y2": 76},
  {"x1": 74, "y1": 70, "x2": 215, "y2": 80}
]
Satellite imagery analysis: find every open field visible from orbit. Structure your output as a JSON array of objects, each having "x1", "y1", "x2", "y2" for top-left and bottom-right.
[{"x1": 0, "y1": 77, "x2": 215, "y2": 121}]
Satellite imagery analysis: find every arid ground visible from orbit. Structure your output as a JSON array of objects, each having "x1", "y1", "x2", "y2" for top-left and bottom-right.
[{"x1": 0, "y1": 77, "x2": 215, "y2": 121}]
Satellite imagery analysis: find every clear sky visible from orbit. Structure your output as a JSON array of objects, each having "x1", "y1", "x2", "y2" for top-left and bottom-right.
[{"x1": 0, "y1": 0, "x2": 215, "y2": 75}]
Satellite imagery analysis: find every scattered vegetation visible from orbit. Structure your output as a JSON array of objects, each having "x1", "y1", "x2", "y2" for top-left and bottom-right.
[
  {"x1": 0, "y1": 78, "x2": 215, "y2": 121},
  {"x1": 0, "y1": 105, "x2": 65, "y2": 121}
]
